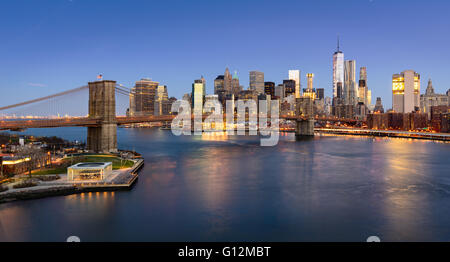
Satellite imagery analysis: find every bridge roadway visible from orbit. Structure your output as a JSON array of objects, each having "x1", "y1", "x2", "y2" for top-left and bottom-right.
[{"x1": 0, "y1": 115, "x2": 360, "y2": 130}]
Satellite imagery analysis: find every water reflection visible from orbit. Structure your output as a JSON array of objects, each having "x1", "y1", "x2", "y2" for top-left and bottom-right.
[
  {"x1": 0, "y1": 128, "x2": 449, "y2": 241},
  {"x1": 377, "y1": 139, "x2": 432, "y2": 240}
]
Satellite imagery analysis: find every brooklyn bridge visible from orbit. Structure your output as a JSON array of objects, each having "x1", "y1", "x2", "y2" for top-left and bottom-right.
[{"x1": 0, "y1": 80, "x2": 361, "y2": 152}]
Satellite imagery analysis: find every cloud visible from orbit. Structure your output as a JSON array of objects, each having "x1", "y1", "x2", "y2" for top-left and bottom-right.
[{"x1": 27, "y1": 83, "x2": 47, "y2": 87}]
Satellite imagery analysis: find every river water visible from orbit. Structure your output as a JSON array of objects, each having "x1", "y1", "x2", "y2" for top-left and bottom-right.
[{"x1": 0, "y1": 127, "x2": 449, "y2": 242}]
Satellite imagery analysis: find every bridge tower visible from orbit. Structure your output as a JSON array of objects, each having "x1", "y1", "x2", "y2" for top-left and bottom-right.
[
  {"x1": 295, "y1": 97, "x2": 315, "y2": 137},
  {"x1": 87, "y1": 80, "x2": 118, "y2": 153}
]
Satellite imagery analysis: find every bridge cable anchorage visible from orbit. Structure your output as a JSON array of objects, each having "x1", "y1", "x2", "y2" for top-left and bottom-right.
[{"x1": 0, "y1": 86, "x2": 89, "y2": 111}]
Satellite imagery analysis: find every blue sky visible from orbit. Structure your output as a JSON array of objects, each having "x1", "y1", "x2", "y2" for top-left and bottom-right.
[{"x1": 0, "y1": 0, "x2": 449, "y2": 114}]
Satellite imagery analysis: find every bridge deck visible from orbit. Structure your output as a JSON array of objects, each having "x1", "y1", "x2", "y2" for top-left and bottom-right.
[{"x1": 0, "y1": 115, "x2": 360, "y2": 130}]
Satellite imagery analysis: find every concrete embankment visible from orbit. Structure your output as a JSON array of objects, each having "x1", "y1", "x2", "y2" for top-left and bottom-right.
[{"x1": 316, "y1": 128, "x2": 450, "y2": 142}]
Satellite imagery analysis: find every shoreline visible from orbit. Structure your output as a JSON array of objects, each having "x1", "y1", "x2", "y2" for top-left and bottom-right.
[
  {"x1": 0, "y1": 159, "x2": 144, "y2": 204},
  {"x1": 160, "y1": 127, "x2": 450, "y2": 142},
  {"x1": 315, "y1": 128, "x2": 450, "y2": 142}
]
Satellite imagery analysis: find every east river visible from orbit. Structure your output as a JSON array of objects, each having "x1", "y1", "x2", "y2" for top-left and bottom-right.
[{"x1": 0, "y1": 127, "x2": 449, "y2": 241}]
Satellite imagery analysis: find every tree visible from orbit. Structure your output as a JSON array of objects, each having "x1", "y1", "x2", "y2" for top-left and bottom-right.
[{"x1": 16, "y1": 147, "x2": 47, "y2": 178}]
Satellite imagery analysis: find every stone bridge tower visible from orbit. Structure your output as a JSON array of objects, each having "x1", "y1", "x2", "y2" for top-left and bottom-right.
[
  {"x1": 295, "y1": 97, "x2": 315, "y2": 137},
  {"x1": 87, "y1": 80, "x2": 118, "y2": 153}
]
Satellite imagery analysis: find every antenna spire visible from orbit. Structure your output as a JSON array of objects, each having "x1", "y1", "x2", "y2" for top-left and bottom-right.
[{"x1": 337, "y1": 35, "x2": 340, "y2": 52}]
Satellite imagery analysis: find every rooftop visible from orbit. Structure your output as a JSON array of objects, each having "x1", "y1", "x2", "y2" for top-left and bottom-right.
[{"x1": 69, "y1": 162, "x2": 112, "y2": 169}]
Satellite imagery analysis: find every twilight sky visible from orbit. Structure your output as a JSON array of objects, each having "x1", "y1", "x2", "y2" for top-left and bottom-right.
[{"x1": 0, "y1": 0, "x2": 449, "y2": 114}]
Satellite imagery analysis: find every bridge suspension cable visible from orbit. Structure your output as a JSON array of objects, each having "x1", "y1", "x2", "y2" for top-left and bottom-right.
[
  {"x1": 115, "y1": 87, "x2": 132, "y2": 96},
  {"x1": 115, "y1": 84, "x2": 133, "y2": 96},
  {"x1": 0, "y1": 86, "x2": 88, "y2": 111}
]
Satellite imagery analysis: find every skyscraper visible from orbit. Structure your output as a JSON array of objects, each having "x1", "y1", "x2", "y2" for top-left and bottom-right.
[
  {"x1": 214, "y1": 75, "x2": 224, "y2": 94},
  {"x1": 154, "y1": 85, "x2": 169, "y2": 116},
  {"x1": 333, "y1": 37, "x2": 344, "y2": 98},
  {"x1": 419, "y1": 79, "x2": 448, "y2": 118},
  {"x1": 283, "y1": 80, "x2": 296, "y2": 96},
  {"x1": 130, "y1": 78, "x2": 158, "y2": 116},
  {"x1": 374, "y1": 97, "x2": 384, "y2": 113},
  {"x1": 231, "y1": 71, "x2": 241, "y2": 97},
  {"x1": 316, "y1": 88, "x2": 324, "y2": 100},
  {"x1": 289, "y1": 70, "x2": 301, "y2": 98},
  {"x1": 367, "y1": 90, "x2": 372, "y2": 106},
  {"x1": 224, "y1": 68, "x2": 232, "y2": 94},
  {"x1": 392, "y1": 70, "x2": 420, "y2": 113},
  {"x1": 303, "y1": 73, "x2": 316, "y2": 99},
  {"x1": 192, "y1": 77, "x2": 206, "y2": 115},
  {"x1": 307, "y1": 73, "x2": 313, "y2": 90},
  {"x1": 264, "y1": 82, "x2": 275, "y2": 97},
  {"x1": 358, "y1": 67, "x2": 368, "y2": 105},
  {"x1": 275, "y1": 84, "x2": 285, "y2": 100},
  {"x1": 344, "y1": 60, "x2": 357, "y2": 105},
  {"x1": 249, "y1": 71, "x2": 265, "y2": 94}
]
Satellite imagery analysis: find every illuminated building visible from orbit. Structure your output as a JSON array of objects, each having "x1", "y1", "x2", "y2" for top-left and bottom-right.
[
  {"x1": 192, "y1": 77, "x2": 206, "y2": 115},
  {"x1": 154, "y1": 85, "x2": 169, "y2": 116},
  {"x1": 430, "y1": 105, "x2": 450, "y2": 132},
  {"x1": 68, "y1": 162, "x2": 113, "y2": 181},
  {"x1": 344, "y1": 60, "x2": 357, "y2": 106},
  {"x1": 289, "y1": 70, "x2": 301, "y2": 98},
  {"x1": 264, "y1": 82, "x2": 275, "y2": 97},
  {"x1": 275, "y1": 84, "x2": 285, "y2": 100},
  {"x1": 182, "y1": 93, "x2": 192, "y2": 107},
  {"x1": 224, "y1": 68, "x2": 232, "y2": 94},
  {"x1": 367, "y1": 90, "x2": 372, "y2": 106},
  {"x1": 442, "y1": 112, "x2": 450, "y2": 133},
  {"x1": 249, "y1": 71, "x2": 264, "y2": 94},
  {"x1": 238, "y1": 90, "x2": 258, "y2": 102},
  {"x1": 283, "y1": 80, "x2": 296, "y2": 96},
  {"x1": 1, "y1": 154, "x2": 50, "y2": 176},
  {"x1": 204, "y1": 95, "x2": 221, "y2": 114},
  {"x1": 303, "y1": 73, "x2": 316, "y2": 99},
  {"x1": 130, "y1": 78, "x2": 159, "y2": 116},
  {"x1": 374, "y1": 97, "x2": 384, "y2": 113},
  {"x1": 324, "y1": 97, "x2": 332, "y2": 115},
  {"x1": 420, "y1": 79, "x2": 449, "y2": 119},
  {"x1": 358, "y1": 67, "x2": 368, "y2": 105},
  {"x1": 307, "y1": 73, "x2": 313, "y2": 90},
  {"x1": 333, "y1": 37, "x2": 344, "y2": 98},
  {"x1": 214, "y1": 75, "x2": 224, "y2": 94},
  {"x1": 316, "y1": 88, "x2": 324, "y2": 100},
  {"x1": 367, "y1": 112, "x2": 427, "y2": 131},
  {"x1": 392, "y1": 70, "x2": 420, "y2": 113},
  {"x1": 231, "y1": 71, "x2": 242, "y2": 97}
]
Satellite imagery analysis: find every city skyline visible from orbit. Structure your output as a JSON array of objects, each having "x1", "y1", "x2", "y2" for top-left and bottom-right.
[
  {"x1": 1, "y1": 0, "x2": 450, "y2": 247},
  {"x1": 0, "y1": 0, "x2": 449, "y2": 110}
]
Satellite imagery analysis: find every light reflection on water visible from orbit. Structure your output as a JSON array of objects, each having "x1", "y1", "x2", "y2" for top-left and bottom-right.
[{"x1": 0, "y1": 127, "x2": 449, "y2": 241}]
